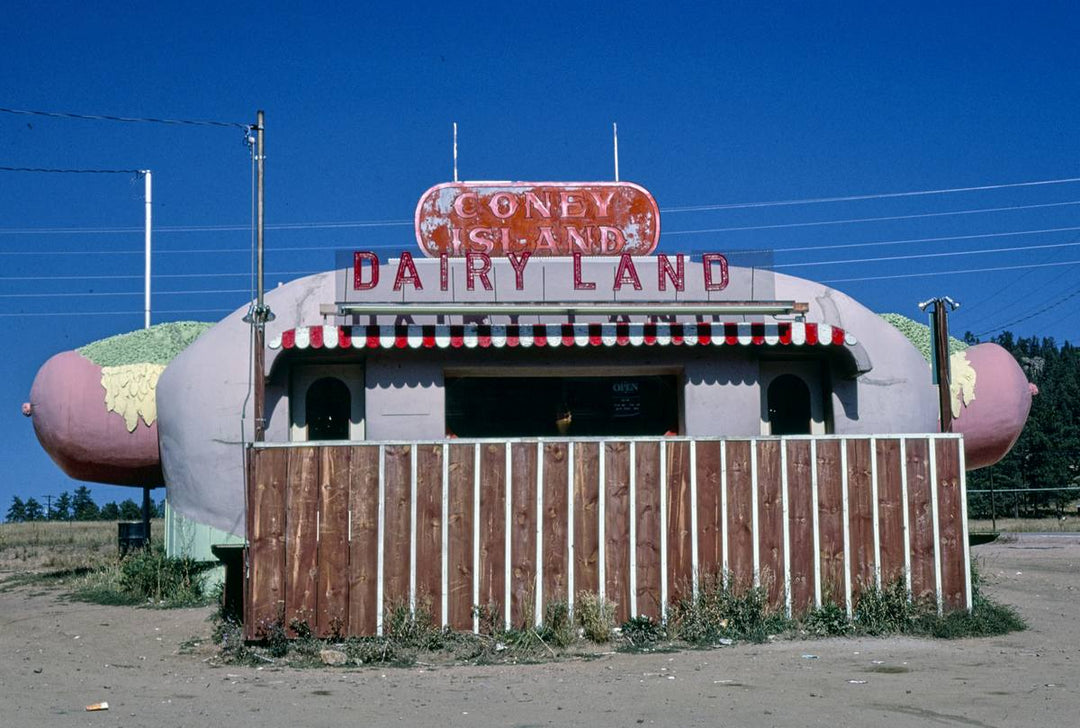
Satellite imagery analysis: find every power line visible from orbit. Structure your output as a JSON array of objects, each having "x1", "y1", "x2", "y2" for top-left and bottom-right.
[
  {"x1": 974, "y1": 285, "x2": 1080, "y2": 337},
  {"x1": 0, "y1": 166, "x2": 142, "y2": 174},
  {"x1": 0, "y1": 308, "x2": 235, "y2": 318},
  {"x1": 662, "y1": 200, "x2": 1080, "y2": 235},
  {"x1": 0, "y1": 106, "x2": 250, "y2": 130},
  {"x1": 0, "y1": 270, "x2": 321, "y2": 282},
  {"x1": 0, "y1": 219, "x2": 412, "y2": 235},
  {"x1": 6, "y1": 224, "x2": 1080, "y2": 258},
  {"x1": 954, "y1": 243, "x2": 1080, "y2": 329},
  {"x1": 0, "y1": 242, "x2": 410, "y2": 256},
  {"x1": 0, "y1": 288, "x2": 249, "y2": 299},
  {"x1": 821, "y1": 258, "x2": 1080, "y2": 283},
  {"x1": 755, "y1": 225, "x2": 1080, "y2": 256},
  {"x1": 0, "y1": 197, "x2": 1076, "y2": 237},
  {"x1": 773, "y1": 238, "x2": 1080, "y2": 270},
  {"x1": 661, "y1": 176, "x2": 1080, "y2": 212}
]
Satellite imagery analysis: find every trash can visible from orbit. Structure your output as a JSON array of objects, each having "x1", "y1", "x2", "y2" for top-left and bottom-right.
[{"x1": 118, "y1": 521, "x2": 149, "y2": 555}]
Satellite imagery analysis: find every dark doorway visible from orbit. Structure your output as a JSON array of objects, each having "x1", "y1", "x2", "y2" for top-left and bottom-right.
[
  {"x1": 767, "y1": 374, "x2": 812, "y2": 435},
  {"x1": 306, "y1": 377, "x2": 351, "y2": 440},
  {"x1": 446, "y1": 375, "x2": 680, "y2": 438}
]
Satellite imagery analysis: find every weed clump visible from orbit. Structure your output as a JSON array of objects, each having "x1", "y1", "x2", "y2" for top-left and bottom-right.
[
  {"x1": 575, "y1": 591, "x2": 617, "y2": 643},
  {"x1": 621, "y1": 614, "x2": 664, "y2": 648},
  {"x1": 801, "y1": 565, "x2": 1026, "y2": 640},
  {"x1": 69, "y1": 544, "x2": 212, "y2": 607},
  {"x1": 214, "y1": 561, "x2": 1025, "y2": 667},
  {"x1": 668, "y1": 573, "x2": 789, "y2": 645}
]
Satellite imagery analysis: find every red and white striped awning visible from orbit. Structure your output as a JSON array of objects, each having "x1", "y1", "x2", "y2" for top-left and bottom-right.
[{"x1": 268, "y1": 321, "x2": 856, "y2": 351}]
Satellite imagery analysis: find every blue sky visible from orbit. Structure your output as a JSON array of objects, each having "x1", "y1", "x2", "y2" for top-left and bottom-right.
[{"x1": 2, "y1": 1, "x2": 1079, "y2": 510}]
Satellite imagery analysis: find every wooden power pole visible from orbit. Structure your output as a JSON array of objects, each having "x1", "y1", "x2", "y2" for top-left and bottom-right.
[{"x1": 919, "y1": 296, "x2": 960, "y2": 433}]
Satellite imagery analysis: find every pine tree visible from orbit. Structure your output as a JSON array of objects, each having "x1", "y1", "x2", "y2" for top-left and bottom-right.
[
  {"x1": 72, "y1": 486, "x2": 99, "y2": 521},
  {"x1": 6, "y1": 496, "x2": 26, "y2": 523},
  {"x1": 118, "y1": 499, "x2": 141, "y2": 520},
  {"x1": 52, "y1": 491, "x2": 72, "y2": 521},
  {"x1": 23, "y1": 498, "x2": 45, "y2": 522}
]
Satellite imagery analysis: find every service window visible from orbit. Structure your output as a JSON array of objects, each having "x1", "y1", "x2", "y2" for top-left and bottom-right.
[{"x1": 445, "y1": 375, "x2": 680, "y2": 438}]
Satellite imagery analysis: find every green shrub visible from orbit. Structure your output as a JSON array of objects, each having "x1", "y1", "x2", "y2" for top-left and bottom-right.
[
  {"x1": 575, "y1": 592, "x2": 617, "y2": 643},
  {"x1": 621, "y1": 614, "x2": 664, "y2": 648},
  {"x1": 536, "y1": 600, "x2": 575, "y2": 648},
  {"x1": 853, "y1": 579, "x2": 915, "y2": 635},
  {"x1": 802, "y1": 600, "x2": 852, "y2": 637},
  {"x1": 668, "y1": 573, "x2": 788, "y2": 644},
  {"x1": 118, "y1": 545, "x2": 208, "y2": 606},
  {"x1": 69, "y1": 544, "x2": 211, "y2": 607}
]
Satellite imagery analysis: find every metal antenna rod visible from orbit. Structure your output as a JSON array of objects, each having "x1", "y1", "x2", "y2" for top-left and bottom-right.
[
  {"x1": 613, "y1": 122, "x2": 620, "y2": 182},
  {"x1": 453, "y1": 122, "x2": 459, "y2": 183},
  {"x1": 142, "y1": 170, "x2": 152, "y2": 329}
]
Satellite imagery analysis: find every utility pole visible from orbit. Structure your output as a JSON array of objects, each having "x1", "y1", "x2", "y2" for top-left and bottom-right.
[
  {"x1": 141, "y1": 169, "x2": 153, "y2": 544},
  {"x1": 142, "y1": 170, "x2": 152, "y2": 330},
  {"x1": 246, "y1": 110, "x2": 273, "y2": 442},
  {"x1": 919, "y1": 296, "x2": 960, "y2": 432},
  {"x1": 43, "y1": 494, "x2": 53, "y2": 520}
]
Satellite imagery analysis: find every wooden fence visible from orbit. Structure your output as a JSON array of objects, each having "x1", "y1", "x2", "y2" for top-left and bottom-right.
[{"x1": 244, "y1": 435, "x2": 970, "y2": 639}]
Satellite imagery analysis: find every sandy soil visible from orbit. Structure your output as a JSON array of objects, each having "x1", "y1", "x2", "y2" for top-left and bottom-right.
[{"x1": 1, "y1": 538, "x2": 1077, "y2": 728}]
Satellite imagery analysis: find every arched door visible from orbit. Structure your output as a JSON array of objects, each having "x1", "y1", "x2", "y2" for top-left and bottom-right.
[
  {"x1": 766, "y1": 373, "x2": 813, "y2": 436},
  {"x1": 305, "y1": 377, "x2": 351, "y2": 441}
]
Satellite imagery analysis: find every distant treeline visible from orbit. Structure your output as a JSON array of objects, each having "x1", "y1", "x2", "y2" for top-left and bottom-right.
[
  {"x1": 5, "y1": 485, "x2": 164, "y2": 523},
  {"x1": 965, "y1": 331, "x2": 1080, "y2": 518}
]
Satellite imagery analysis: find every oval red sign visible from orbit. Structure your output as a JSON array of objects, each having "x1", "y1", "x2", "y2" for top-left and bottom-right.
[{"x1": 414, "y1": 181, "x2": 660, "y2": 257}]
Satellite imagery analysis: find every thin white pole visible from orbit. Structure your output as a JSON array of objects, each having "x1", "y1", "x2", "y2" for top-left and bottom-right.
[
  {"x1": 143, "y1": 170, "x2": 152, "y2": 329},
  {"x1": 453, "y1": 122, "x2": 459, "y2": 183},
  {"x1": 612, "y1": 123, "x2": 620, "y2": 182}
]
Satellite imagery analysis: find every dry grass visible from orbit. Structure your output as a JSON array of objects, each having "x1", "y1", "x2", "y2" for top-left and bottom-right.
[
  {"x1": 0, "y1": 520, "x2": 163, "y2": 574},
  {"x1": 968, "y1": 515, "x2": 1080, "y2": 533}
]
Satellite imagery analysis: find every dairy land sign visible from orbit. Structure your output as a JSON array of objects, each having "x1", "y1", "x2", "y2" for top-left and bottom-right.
[{"x1": 415, "y1": 182, "x2": 660, "y2": 257}]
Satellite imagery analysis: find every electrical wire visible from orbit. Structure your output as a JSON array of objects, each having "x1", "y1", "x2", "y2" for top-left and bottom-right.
[
  {"x1": 0, "y1": 166, "x2": 142, "y2": 174},
  {"x1": 0, "y1": 271, "x2": 322, "y2": 281},
  {"x1": 0, "y1": 219, "x2": 413, "y2": 235},
  {"x1": 661, "y1": 200, "x2": 1080, "y2": 235},
  {"x1": 0, "y1": 106, "x2": 250, "y2": 129},
  {"x1": 661, "y1": 176, "x2": 1080, "y2": 212},
  {"x1": 773, "y1": 238, "x2": 1080, "y2": 270},
  {"x1": 820, "y1": 258, "x2": 1080, "y2": 283},
  {"x1": 953, "y1": 239, "x2": 1080, "y2": 329},
  {"x1": 974, "y1": 285, "x2": 1080, "y2": 337},
  {"x1": 0, "y1": 308, "x2": 234, "y2": 318}
]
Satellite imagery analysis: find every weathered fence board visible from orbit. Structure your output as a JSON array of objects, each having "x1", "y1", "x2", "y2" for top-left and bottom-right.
[
  {"x1": 317, "y1": 447, "x2": 349, "y2": 637},
  {"x1": 284, "y1": 447, "x2": 318, "y2": 634},
  {"x1": 604, "y1": 442, "x2": 631, "y2": 623},
  {"x1": 876, "y1": 438, "x2": 906, "y2": 586},
  {"x1": 757, "y1": 440, "x2": 784, "y2": 606},
  {"x1": 510, "y1": 442, "x2": 536, "y2": 627},
  {"x1": 541, "y1": 442, "x2": 569, "y2": 608},
  {"x1": 246, "y1": 435, "x2": 971, "y2": 638},
  {"x1": 446, "y1": 443, "x2": 474, "y2": 631},
  {"x1": 634, "y1": 441, "x2": 662, "y2": 619},
  {"x1": 786, "y1": 439, "x2": 814, "y2": 614},
  {"x1": 725, "y1": 440, "x2": 754, "y2": 590},
  {"x1": 906, "y1": 439, "x2": 935, "y2": 601},
  {"x1": 478, "y1": 443, "x2": 505, "y2": 619},
  {"x1": 246, "y1": 447, "x2": 286, "y2": 638},
  {"x1": 415, "y1": 444, "x2": 443, "y2": 624},
  {"x1": 847, "y1": 438, "x2": 876, "y2": 595}
]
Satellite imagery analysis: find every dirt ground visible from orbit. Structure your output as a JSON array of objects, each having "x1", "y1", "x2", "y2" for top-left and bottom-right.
[{"x1": 1, "y1": 537, "x2": 1077, "y2": 728}]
